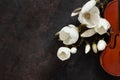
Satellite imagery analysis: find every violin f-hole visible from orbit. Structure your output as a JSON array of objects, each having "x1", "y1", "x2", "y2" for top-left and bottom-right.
[{"x1": 110, "y1": 34, "x2": 119, "y2": 49}]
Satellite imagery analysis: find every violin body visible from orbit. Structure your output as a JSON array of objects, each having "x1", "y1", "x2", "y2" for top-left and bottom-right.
[
  {"x1": 100, "y1": 0, "x2": 120, "y2": 76},
  {"x1": 100, "y1": 34, "x2": 120, "y2": 76}
]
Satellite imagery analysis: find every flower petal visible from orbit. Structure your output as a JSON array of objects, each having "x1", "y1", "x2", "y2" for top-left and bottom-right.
[
  {"x1": 89, "y1": 6, "x2": 100, "y2": 15},
  {"x1": 71, "y1": 7, "x2": 81, "y2": 17},
  {"x1": 68, "y1": 24, "x2": 79, "y2": 31},
  {"x1": 100, "y1": 18, "x2": 110, "y2": 30},
  {"x1": 94, "y1": 26, "x2": 107, "y2": 35},
  {"x1": 81, "y1": 0, "x2": 96, "y2": 13},
  {"x1": 78, "y1": 12, "x2": 85, "y2": 24},
  {"x1": 59, "y1": 30, "x2": 70, "y2": 40},
  {"x1": 81, "y1": 28, "x2": 96, "y2": 37},
  {"x1": 90, "y1": 13, "x2": 100, "y2": 25},
  {"x1": 87, "y1": 25, "x2": 96, "y2": 28},
  {"x1": 63, "y1": 37, "x2": 71, "y2": 45},
  {"x1": 66, "y1": 28, "x2": 79, "y2": 45}
]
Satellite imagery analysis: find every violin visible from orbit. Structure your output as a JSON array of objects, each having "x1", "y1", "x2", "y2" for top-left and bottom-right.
[{"x1": 100, "y1": 0, "x2": 120, "y2": 76}]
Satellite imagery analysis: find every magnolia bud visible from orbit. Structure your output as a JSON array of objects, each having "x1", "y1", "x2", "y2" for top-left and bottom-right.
[
  {"x1": 70, "y1": 47, "x2": 77, "y2": 54},
  {"x1": 97, "y1": 40, "x2": 107, "y2": 51},
  {"x1": 85, "y1": 44, "x2": 91, "y2": 54}
]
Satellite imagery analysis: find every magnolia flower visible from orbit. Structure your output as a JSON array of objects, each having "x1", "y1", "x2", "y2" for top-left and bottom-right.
[
  {"x1": 85, "y1": 43, "x2": 91, "y2": 54},
  {"x1": 78, "y1": 0, "x2": 100, "y2": 27},
  {"x1": 97, "y1": 40, "x2": 107, "y2": 51},
  {"x1": 58, "y1": 24, "x2": 79, "y2": 45},
  {"x1": 95, "y1": 18, "x2": 110, "y2": 35},
  {"x1": 70, "y1": 47, "x2": 77, "y2": 54},
  {"x1": 57, "y1": 47, "x2": 71, "y2": 61},
  {"x1": 81, "y1": 18, "x2": 110, "y2": 37},
  {"x1": 92, "y1": 43, "x2": 98, "y2": 53}
]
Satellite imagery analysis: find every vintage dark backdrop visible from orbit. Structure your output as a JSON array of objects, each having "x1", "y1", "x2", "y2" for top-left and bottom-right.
[{"x1": 0, "y1": 0, "x2": 119, "y2": 80}]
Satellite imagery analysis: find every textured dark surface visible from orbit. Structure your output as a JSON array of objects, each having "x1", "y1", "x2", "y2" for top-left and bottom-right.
[{"x1": 0, "y1": 0, "x2": 119, "y2": 80}]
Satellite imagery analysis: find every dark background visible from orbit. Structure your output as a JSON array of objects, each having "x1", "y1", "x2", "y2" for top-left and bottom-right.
[{"x1": 0, "y1": 0, "x2": 119, "y2": 80}]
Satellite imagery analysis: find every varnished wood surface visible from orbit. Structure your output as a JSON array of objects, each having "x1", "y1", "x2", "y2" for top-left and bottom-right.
[{"x1": 0, "y1": 0, "x2": 118, "y2": 80}]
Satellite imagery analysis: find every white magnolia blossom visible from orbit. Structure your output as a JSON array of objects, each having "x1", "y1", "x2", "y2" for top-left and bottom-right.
[
  {"x1": 97, "y1": 40, "x2": 107, "y2": 51},
  {"x1": 70, "y1": 47, "x2": 77, "y2": 54},
  {"x1": 81, "y1": 18, "x2": 110, "y2": 37},
  {"x1": 78, "y1": 0, "x2": 100, "y2": 28},
  {"x1": 85, "y1": 44, "x2": 91, "y2": 54},
  {"x1": 95, "y1": 18, "x2": 110, "y2": 35},
  {"x1": 58, "y1": 24, "x2": 79, "y2": 45},
  {"x1": 57, "y1": 47, "x2": 71, "y2": 61},
  {"x1": 92, "y1": 43, "x2": 98, "y2": 53}
]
